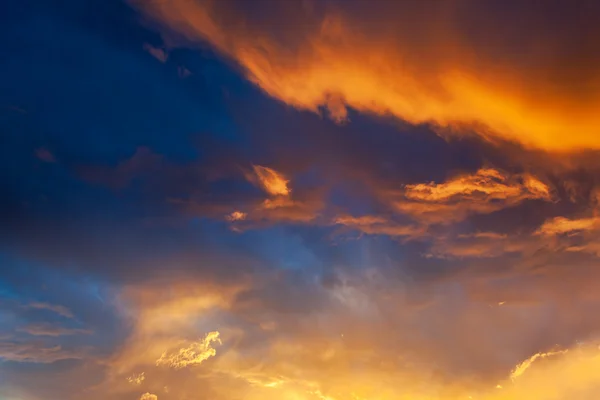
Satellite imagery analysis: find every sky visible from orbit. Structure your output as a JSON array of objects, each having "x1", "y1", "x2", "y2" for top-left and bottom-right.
[{"x1": 2, "y1": 0, "x2": 600, "y2": 399}]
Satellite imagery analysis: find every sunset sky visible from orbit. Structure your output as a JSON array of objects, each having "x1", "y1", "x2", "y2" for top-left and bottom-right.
[{"x1": 3, "y1": 1, "x2": 600, "y2": 399}]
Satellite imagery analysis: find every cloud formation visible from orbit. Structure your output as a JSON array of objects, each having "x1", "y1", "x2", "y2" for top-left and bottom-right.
[
  {"x1": 134, "y1": 0, "x2": 600, "y2": 151},
  {"x1": 249, "y1": 165, "x2": 291, "y2": 197},
  {"x1": 127, "y1": 372, "x2": 145, "y2": 385},
  {"x1": 510, "y1": 349, "x2": 569, "y2": 382},
  {"x1": 16, "y1": 324, "x2": 91, "y2": 337},
  {"x1": 390, "y1": 168, "x2": 552, "y2": 224},
  {"x1": 25, "y1": 302, "x2": 74, "y2": 319},
  {"x1": 156, "y1": 331, "x2": 221, "y2": 369}
]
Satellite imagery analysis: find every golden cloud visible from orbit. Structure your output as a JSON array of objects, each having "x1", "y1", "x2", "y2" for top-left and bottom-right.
[
  {"x1": 226, "y1": 210, "x2": 247, "y2": 222},
  {"x1": 87, "y1": 264, "x2": 600, "y2": 400},
  {"x1": 510, "y1": 349, "x2": 569, "y2": 382},
  {"x1": 389, "y1": 168, "x2": 552, "y2": 224},
  {"x1": 156, "y1": 331, "x2": 222, "y2": 369},
  {"x1": 133, "y1": 0, "x2": 600, "y2": 151},
  {"x1": 127, "y1": 372, "x2": 145, "y2": 385},
  {"x1": 249, "y1": 165, "x2": 290, "y2": 197},
  {"x1": 333, "y1": 214, "x2": 422, "y2": 238},
  {"x1": 227, "y1": 165, "x2": 324, "y2": 225},
  {"x1": 535, "y1": 216, "x2": 600, "y2": 236}
]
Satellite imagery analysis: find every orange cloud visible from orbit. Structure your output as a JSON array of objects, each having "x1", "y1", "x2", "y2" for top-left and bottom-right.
[
  {"x1": 139, "y1": 393, "x2": 158, "y2": 400},
  {"x1": 226, "y1": 210, "x2": 247, "y2": 221},
  {"x1": 87, "y1": 262, "x2": 600, "y2": 400},
  {"x1": 426, "y1": 232, "x2": 531, "y2": 259},
  {"x1": 254, "y1": 196, "x2": 323, "y2": 223},
  {"x1": 226, "y1": 165, "x2": 323, "y2": 226},
  {"x1": 249, "y1": 165, "x2": 290, "y2": 197},
  {"x1": 388, "y1": 168, "x2": 551, "y2": 224},
  {"x1": 133, "y1": 0, "x2": 600, "y2": 151},
  {"x1": 535, "y1": 216, "x2": 600, "y2": 236},
  {"x1": 333, "y1": 215, "x2": 422, "y2": 238}
]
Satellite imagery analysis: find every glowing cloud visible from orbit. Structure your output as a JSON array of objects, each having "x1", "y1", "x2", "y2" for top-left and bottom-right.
[
  {"x1": 250, "y1": 165, "x2": 290, "y2": 197},
  {"x1": 390, "y1": 168, "x2": 552, "y2": 224},
  {"x1": 139, "y1": 393, "x2": 158, "y2": 400},
  {"x1": 333, "y1": 215, "x2": 422, "y2": 238},
  {"x1": 535, "y1": 216, "x2": 600, "y2": 235},
  {"x1": 156, "y1": 331, "x2": 221, "y2": 369},
  {"x1": 226, "y1": 211, "x2": 247, "y2": 221},
  {"x1": 403, "y1": 169, "x2": 548, "y2": 202},
  {"x1": 510, "y1": 349, "x2": 569, "y2": 381},
  {"x1": 127, "y1": 372, "x2": 145, "y2": 385},
  {"x1": 133, "y1": 0, "x2": 600, "y2": 151}
]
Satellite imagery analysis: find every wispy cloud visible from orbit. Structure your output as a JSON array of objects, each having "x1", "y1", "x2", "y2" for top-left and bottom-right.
[
  {"x1": 248, "y1": 165, "x2": 291, "y2": 197},
  {"x1": 0, "y1": 341, "x2": 83, "y2": 363},
  {"x1": 25, "y1": 302, "x2": 74, "y2": 319},
  {"x1": 16, "y1": 324, "x2": 91, "y2": 337},
  {"x1": 143, "y1": 43, "x2": 168, "y2": 63},
  {"x1": 127, "y1": 372, "x2": 145, "y2": 385},
  {"x1": 511, "y1": 349, "x2": 569, "y2": 381},
  {"x1": 535, "y1": 216, "x2": 600, "y2": 236},
  {"x1": 389, "y1": 168, "x2": 552, "y2": 224},
  {"x1": 156, "y1": 331, "x2": 221, "y2": 369}
]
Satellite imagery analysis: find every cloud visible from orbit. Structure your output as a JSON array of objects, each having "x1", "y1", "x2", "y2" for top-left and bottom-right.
[
  {"x1": 9, "y1": 2, "x2": 600, "y2": 399},
  {"x1": 143, "y1": 43, "x2": 168, "y2": 63},
  {"x1": 252, "y1": 196, "x2": 323, "y2": 223},
  {"x1": 222, "y1": 165, "x2": 324, "y2": 226},
  {"x1": 133, "y1": 0, "x2": 600, "y2": 151},
  {"x1": 388, "y1": 168, "x2": 552, "y2": 224},
  {"x1": 510, "y1": 349, "x2": 569, "y2": 381},
  {"x1": 426, "y1": 232, "x2": 530, "y2": 259},
  {"x1": 332, "y1": 168, "x2": 552, "y2": 242},
  {"x1": 25, "y1": 302, "x2": 74, "y2": 319},
  {"x1": 248, "y1": 165, "x2": 291, "y2": 197},
  {"x1": 127, "y1": 372, "x2": 145, "y2": 385},
  {"x1": 156, "y1": 331, "x2": 222, "y2": 369},
  {"x1": 0, "y1": 341, "x2": 84, "y2": 363},
  {"x1": 333, "y1": 215, "x2": 422, "y2": 238},
  {"x1": 535, "y1": 216, "x2": 600, "y2": 236},
  {"x1": 139, "y1": 393, "x2": 158, "y2": 400},
  {"x1": 16, "y1": 324, "x2": 91, "y2": 337},
  {"x1": 226, "y1": 211, "x2": 247, "y2": 222},
  {"x1": 39, "y1": 256, "x2": 600, "y2": 400}
]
